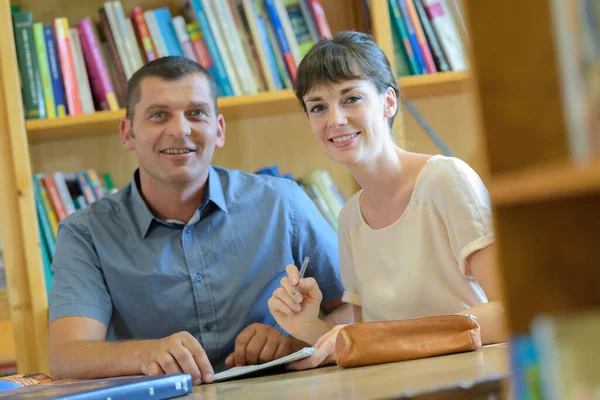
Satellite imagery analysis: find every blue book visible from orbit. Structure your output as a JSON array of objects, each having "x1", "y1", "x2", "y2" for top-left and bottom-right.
[
  {"x1": 0, "y1": 374, "x2": 193, "y2": 399},
  {"x1": 153, "y1": 8, "x2": 184, "y2": 57},
  {"x1": 187, "y1": 0, "x2": 234, "y2": 96},
  {"x1": 43, "y1": 25, "x2": 67, "y2": 117},
  {"x1": 251, "y1": 0, "x2": 283, "y2": 90},
  {"x1": 397, "y1": 0, "x2": 428, "y2": 74}
]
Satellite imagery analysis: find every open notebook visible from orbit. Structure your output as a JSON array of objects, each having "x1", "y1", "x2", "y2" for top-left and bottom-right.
[{"x1": 213, "y1": 347, "x2": 316, "y2": 382}]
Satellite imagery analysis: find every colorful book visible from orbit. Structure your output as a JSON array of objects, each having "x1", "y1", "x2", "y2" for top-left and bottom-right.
[
  {"x1": 282, "y1": 0, "x2": 315, "y2": 56},
  {"x1": 423, "y1": 0, "x2": 468, "y2": 71},
  {"x1": 153, "y1": 7, "x2": 185, "y2": 57},
  {"x1": 43, "y1": 25, "x2": 67, "y2": 117},
  {"x1": 32, "y1": 22, "x2": 56, "y2": 119},
  {"x1": 305, "y1": 0, "x2": 332, "y2": 38},
  {"x1": 405, "y1": 0, "x2": 437, "y2": 73},
  {"x1": 398, "y1": 0, "x2": 429, "y2": 74},
  {"x1": 414, "y1": 0, "x2": 450, "y2": 72},
  {"x1": 0, "y1": 373, "x2": 193, "y2": 399},
  {"x1": 77, "y1": 18, "x2": 119, "y2": 111},
  {"x1": 130, "y1": 6, "x2": 158, "y2": 63},
  {"x1": 172, "y1": 16, "x2": 198, "y2": 62},
  {"x1": 13, "y1": 11, "x2": 46, "y2": 119},
  {"x1": 69, "y1": 27, "x2": 96, "y2": 114},
  {"x1": 264, "y1": 0, "x2": 297, "y2": 80},
  {"x1": 54, "y1": 17, "x2": 83, "y2": 115}
]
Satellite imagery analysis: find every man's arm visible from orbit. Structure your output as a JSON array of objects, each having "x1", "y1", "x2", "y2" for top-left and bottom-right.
[
  {"x1": 49, "y1": 316, "x2": 214, "y2": 384},
  {"x1": 321, "y1": 298, "x2": 354, "y2": 326}
]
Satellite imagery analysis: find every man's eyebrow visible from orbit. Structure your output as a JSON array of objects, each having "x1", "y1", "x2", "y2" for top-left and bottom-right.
[
  {"x1": 305, "y1": 85, "x2": 361, "y2": 102},
  {"x1": 145, "y1": 103, "x2": 170, "y2": 111},
  {"x1": 187, "y1": 101, "x2": 210, "y2": 108}
]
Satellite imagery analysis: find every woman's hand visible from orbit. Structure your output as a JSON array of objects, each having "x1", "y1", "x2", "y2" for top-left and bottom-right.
[
  {"x1": 268, "y1": 264, "x2": 325, "y2": 343},
  {"x1": 287, "y1": 325, "x2": 347, "y2": 370}
]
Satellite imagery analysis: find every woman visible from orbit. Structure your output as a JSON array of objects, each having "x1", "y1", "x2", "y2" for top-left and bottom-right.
[{"x1": 268, "y1": 31, "x2": 505, "y2": 369}]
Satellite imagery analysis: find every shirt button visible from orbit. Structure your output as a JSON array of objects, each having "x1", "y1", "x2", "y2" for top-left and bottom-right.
[
  {"x1": 185, "y1": 227, "x2": 192, "y2": 234},
  {"x1": 204, "y1": 323, "x2": 212, "y2": 332},
  {"x1": 194, "y1": 273, "x2": 202, "y2": 282}
]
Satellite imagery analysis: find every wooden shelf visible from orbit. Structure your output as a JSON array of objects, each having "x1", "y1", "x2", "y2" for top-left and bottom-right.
[
  {"x1": 0, "y1": 289, "x2": 9, "y2": 320},
  {"x1": 490, "y1": 157, "x2": 600, "y2": 206},
  {"x1": 26, "y1": 72, "x2": 471, "y2": 142}
]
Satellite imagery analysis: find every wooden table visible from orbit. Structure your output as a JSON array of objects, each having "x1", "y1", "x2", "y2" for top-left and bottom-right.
[{"x1": 188, "y1": 344, "x2": 508, "y2": 399}]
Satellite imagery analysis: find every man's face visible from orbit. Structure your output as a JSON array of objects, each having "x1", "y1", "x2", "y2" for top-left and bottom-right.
[{"x1": 120, "y1": 73, "x2": 225, "y2": 189}]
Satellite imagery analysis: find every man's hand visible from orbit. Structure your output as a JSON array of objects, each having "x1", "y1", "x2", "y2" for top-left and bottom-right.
[
  {"x1": 225, "y1": 323, "x2": 298, "y2": 367},
  {"x1": 140, "y1": 331, "x2": 214, "y2": 385}
]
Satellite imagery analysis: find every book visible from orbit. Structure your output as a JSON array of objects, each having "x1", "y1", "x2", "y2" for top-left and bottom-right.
[
  {"x1": 0, "y1": 373, "x2": 192, "y2": 399},
  {"x1": 213, "y1": 347, "x2": 315, "y2": 382},
  {"x1": 531, "y1": 310, "x2": 600, "y2": 400}
]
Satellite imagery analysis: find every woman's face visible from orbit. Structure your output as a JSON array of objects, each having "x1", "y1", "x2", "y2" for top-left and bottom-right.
[{"x1": 303, "y1": 79, "x2": 397, "y2": 165}]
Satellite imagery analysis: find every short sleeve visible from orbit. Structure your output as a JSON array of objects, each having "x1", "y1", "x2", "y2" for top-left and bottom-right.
[
  {"x1": 429, "y1": 158, "x2": 495, "y2": 278},
  {"x1": 49, "y1": 219, "x2": 113, "y2": 325},
  {"x1": 290, "y1": 182, "x2": 344, "y2": 303},
  {"x1": 338, "y1": 201, "x2": 361, "y2": 306}
]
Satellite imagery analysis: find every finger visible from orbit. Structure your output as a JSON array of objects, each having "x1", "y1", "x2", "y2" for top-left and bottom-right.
[
  {"x1": 272, "y1": 288, "x2": 302, "y2": 312},
  {"x1": 279, "y1": 276, "x2": 302, "y2": 302},
  {"x1": 156, "y1": 352, "x2": 184, "y2": 375},
  {"x1": 273, "y1": 339, "x2": 296, "y2": 360},
  {"x1": 145, "y1": 361, "x2": 166, "y2": 376},
  {"x1": 285, "y1": 264, "x2": 301, "y2": 286},
  {"x1": 169, "y1": 342, "x2": 202, "y2": 383},
  {"x1": 234, "y1": 325, "x2": 257, "y2": 366},
  {"x1": 257, "y1": 335, "x2": 281, "y2": 364},
  {"x1": 314, "y1": 328, "x2": 338, "y2": 348},
  {"x1": 297, "y1": 277, "x2": 323, "y2": 302},
  {"x1": 225, "y1": 353, "x2": 235, "y2": 368},
  {"x1": 287, "y1": 348, "x2": 330, "y2": 370},
  {"x1": 181, "y1": 336, "x2": 214, "y2": 384},
  {"x1": 243, "y1": 329, "x2": 268, "y2": 365}
]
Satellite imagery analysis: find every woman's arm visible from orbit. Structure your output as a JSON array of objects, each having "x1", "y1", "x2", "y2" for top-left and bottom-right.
[{"x1": 457, "y1": 244, "x2": 506, "y2": 344}]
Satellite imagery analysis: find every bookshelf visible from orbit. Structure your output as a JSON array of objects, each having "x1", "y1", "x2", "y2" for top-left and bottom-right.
[
  {"x1": 464, "y1": 0, "x2": 600, "y2": 394},
  {"x1": 0, "y1": 0, "x2": 478, "y2": 374},
  {"x1": 26, "y1": 71, "x2": 471, "y2": 141}
]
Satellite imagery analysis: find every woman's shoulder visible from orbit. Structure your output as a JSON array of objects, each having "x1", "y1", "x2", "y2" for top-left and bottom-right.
[
  {"x1": 338, "y1": 190, "x2": 363, "y2": 232},
  {"x1": 418, "y1": 155, "x2": 484, "y2": 190}
]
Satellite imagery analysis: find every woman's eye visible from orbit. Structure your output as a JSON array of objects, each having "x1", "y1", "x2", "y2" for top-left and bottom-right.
[
  {"x1": 310, "y1": 104, "x2": 325, "y2": 113},
  {"x1": 345, "y1": 96, "x2": 361, "y2": 104}
]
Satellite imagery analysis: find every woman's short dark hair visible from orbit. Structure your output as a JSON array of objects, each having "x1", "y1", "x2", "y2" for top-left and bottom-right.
[{"x1": 294, "y1": 31, "x2": 400, "y2": 130}]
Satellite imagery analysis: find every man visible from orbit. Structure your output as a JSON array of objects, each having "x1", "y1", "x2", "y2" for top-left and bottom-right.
[{"x1": 48, "y1": 56, "x2": 349, "y2": 385}]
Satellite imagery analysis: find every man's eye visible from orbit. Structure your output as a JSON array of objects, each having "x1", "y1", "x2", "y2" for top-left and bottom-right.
[
  {"x1": 151, "y1": 112, "x2": 166, "y2": 118},
  {"x1": 190, "y1": 109, "x2": 206, "y2": 117},
  {"x1": 310, "y1": 104, "x2": 325, "y2": 113}
]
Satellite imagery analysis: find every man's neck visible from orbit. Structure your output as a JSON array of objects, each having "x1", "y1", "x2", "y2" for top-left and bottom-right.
[{"x1": 138, "y1": 172, "x2": 208, "y2": 223}]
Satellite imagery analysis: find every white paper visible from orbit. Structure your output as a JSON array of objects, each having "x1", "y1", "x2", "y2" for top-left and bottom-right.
[{"x1": 213, "y1": 347, "x2": 316, "y2": 382}]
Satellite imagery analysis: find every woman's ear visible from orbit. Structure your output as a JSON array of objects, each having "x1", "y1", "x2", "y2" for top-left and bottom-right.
[{"x1": 383, "y1": 87, "x2": 398, "y2": 118}]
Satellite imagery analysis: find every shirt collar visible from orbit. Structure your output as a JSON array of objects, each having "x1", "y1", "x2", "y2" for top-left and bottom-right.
[{"x1": 131, "y1": 167, "x2": 228, "y2": 238}]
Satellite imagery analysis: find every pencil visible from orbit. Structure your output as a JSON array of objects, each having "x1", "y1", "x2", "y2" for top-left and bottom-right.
[{"x1": 292, "y1": 256, "x2": 310, "y2": 297}]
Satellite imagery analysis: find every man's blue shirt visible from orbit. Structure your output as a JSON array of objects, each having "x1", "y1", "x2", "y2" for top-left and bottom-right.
[{"x1": 49, "y1": 166, "x2": 343, "y2": 372}]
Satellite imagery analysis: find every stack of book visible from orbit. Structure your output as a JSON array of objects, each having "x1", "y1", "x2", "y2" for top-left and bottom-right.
[
  {"x1": 387, "y1": 0, "x2": 468, "y2": 77},
  {"x1": 11, "y1": 0, "x2": 333, "y2": 120}
]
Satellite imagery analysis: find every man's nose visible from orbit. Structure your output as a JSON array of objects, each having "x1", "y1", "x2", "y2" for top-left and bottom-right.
[{"x1": 167, "y1": 113, "x2": 191, "y2": 137}]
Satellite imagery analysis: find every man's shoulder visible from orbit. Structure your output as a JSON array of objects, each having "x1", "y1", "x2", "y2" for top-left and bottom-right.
[
  {"x1": 61, "y1": 183, "x2": 132, "y2": 230},
  {"x1": 214, "y1": 166, "x2": 301, "y2": 200}
]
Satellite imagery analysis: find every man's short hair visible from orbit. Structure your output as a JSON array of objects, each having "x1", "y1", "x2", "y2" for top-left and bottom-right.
[{"x1": 126, "y1": 56, "x2": 218, "y2": 120}]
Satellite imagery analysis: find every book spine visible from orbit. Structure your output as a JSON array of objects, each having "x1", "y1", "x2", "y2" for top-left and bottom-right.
[
  {"x1": 52, "y1": 172, "x2": 77, "y2": 215},
  {"x1": 143, "y1": 10, "x2": 169, "y2": 58},
  {"x1": 282, "y1": 0, "x2": 315, "y2": 57},
  {"x1": 423, "y1": 0, "x2": 468, "y2": 71},
  {"x1": 43, "y1": 174, "x2": 68, "y2": 221},
  {"x1": 43, "y1": 25, "x2": 68, "y2": 117},
  {"x1": 32, "y1": 22, "x2": 57, "y2": 119},
  {"x1": 13, "y1": 11, "x2": 46, "y2": 119},
  {"x1": 414, "y1": 0, "x2": 450, "y2": 72},
  {"x1": 103, "y1": 2, "x2": 134, "y2": 79},
  {"x1": 262, "y1": 1, "x2": 292, "y2": 88},
  {"x1": 406, "y1": 0, "x2": 437, "y2": 73},
  {"x1": 389, "y1": 0, "x2": 420, "y2": 74},
  {"x1": 35, "y1": 175, "x2": 60, "y2": 237},
  {"x1": 172, "y1": 16, "x2": 199, "y2": 62},
  {"x1": 54, "y1": 17, "x2": 83, "y2": 115},
  {"x1": 69, "y1": 27, "x2": 95, "y2": 114},
  {"x1": 112, "y1": 1, "x2": 145, "y2": 71},
  {"x1": 398, "y1": 0, "x2": 429, "y2": 74},
  {"x1": 153, "y1": 7, "x2": 185, "y2": 57},
  {"x1": 99, "y1": 8, "x2": 128, "y2": 102},
  {"x1": 188, "y1": 0, "x2": 234, "y2": 96},
  {"x1": 32, "y1": 176, "x2": 56, "y2": 258},
  {"x1": 131, "y1": 6, "x2": 158, "y2": 63},
  {"x1": 275, "y1": 0, "x2": 303, "y2": 63},
  {"x1": 306, "y1": 0, "x2": 332, "y2": 38},
  {"x1": 200, "y1": 0, "x2": 242, "y2": 95},
  {"x1": 77, "y1": 18, "x2": 119, "y2": 111},
  {"x1": 298, "y1": 0, "x2": 319, "y2": 42},
  {"x1": 186, "y1": 23, "x2": 217, "y2": 73},
  {"x1": 86, "y1": 169, "x2": 105, "y2": 200},
  {"x1": 265, "y1": 0, "x2": 297, "y2": 80}
]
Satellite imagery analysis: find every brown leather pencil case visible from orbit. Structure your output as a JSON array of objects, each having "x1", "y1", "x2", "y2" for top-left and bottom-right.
[{"x1": 335, "y1": 314, "x2": 482, "y2": 368}]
